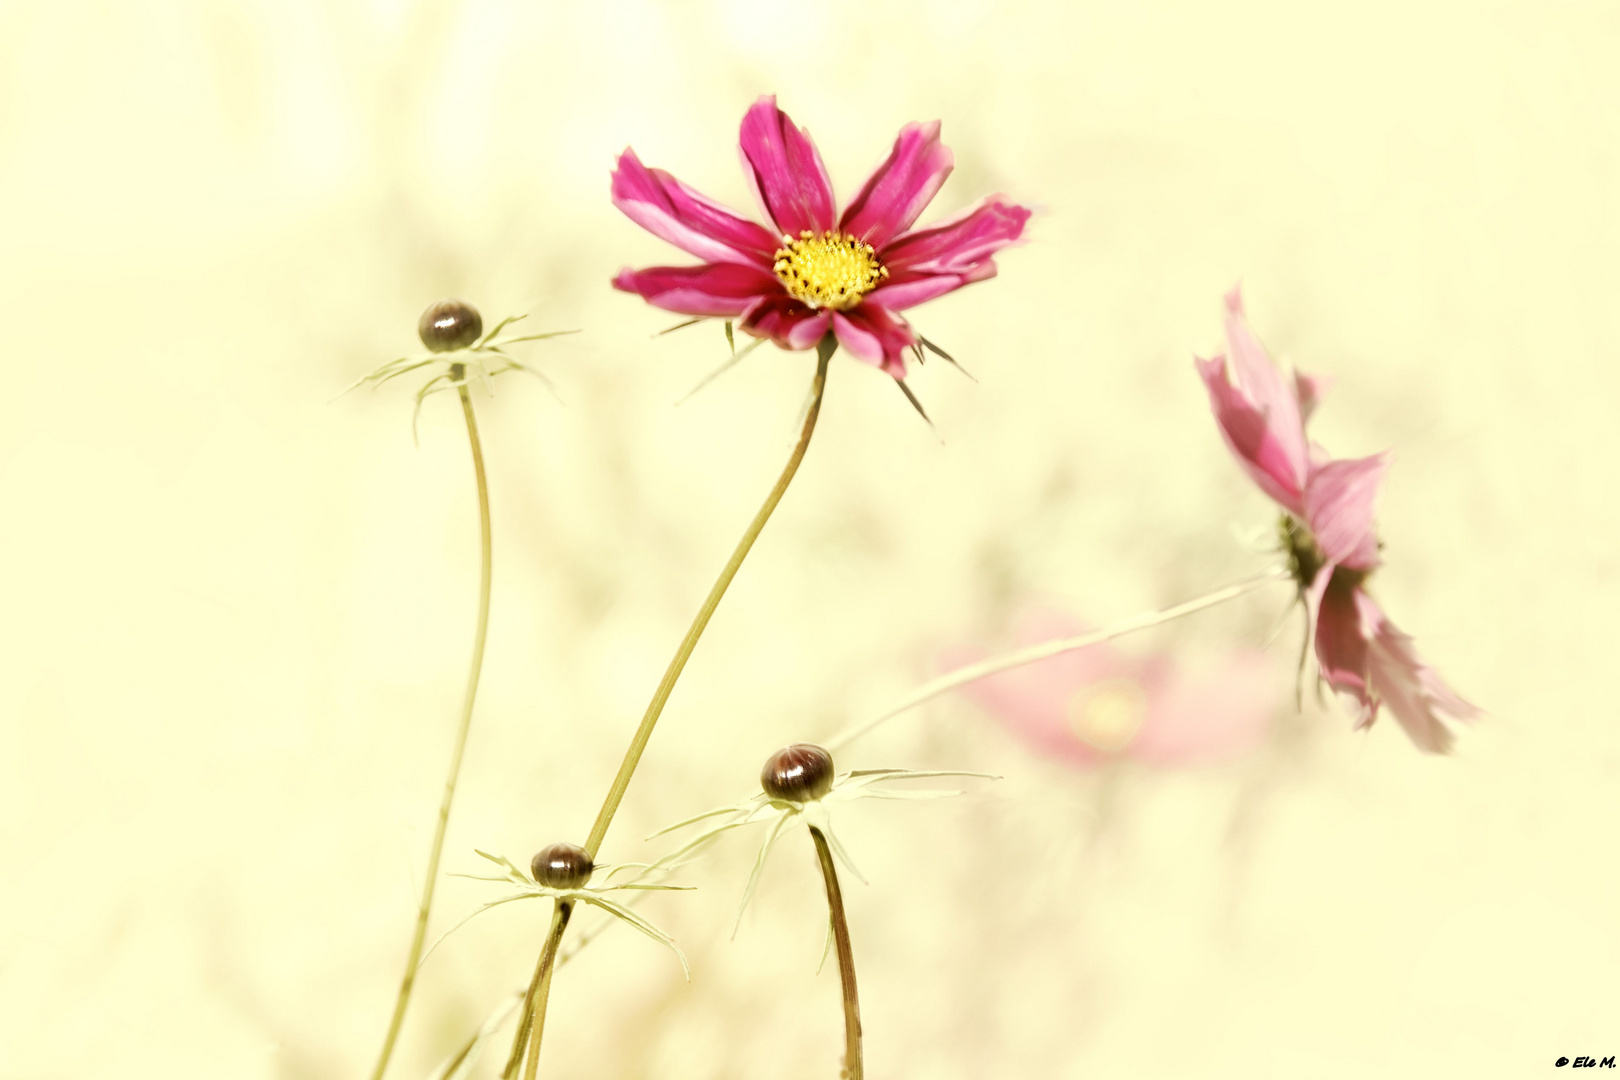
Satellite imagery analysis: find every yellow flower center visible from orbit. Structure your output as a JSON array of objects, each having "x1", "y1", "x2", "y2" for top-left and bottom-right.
[
  {"x1": 773, "y1": 230, "x2": 889, "y2": 310},
  {"x1": 1066, "y1": 679, "x2": 1148, "y2": 754}
]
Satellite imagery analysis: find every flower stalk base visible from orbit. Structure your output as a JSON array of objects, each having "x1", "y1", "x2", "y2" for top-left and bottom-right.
[{"x1": 810, "y1": 826, "x2": 863, "y2": 1080}]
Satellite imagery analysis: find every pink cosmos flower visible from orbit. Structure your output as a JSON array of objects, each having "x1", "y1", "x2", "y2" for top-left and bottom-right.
[
  {"x1": 611, "y1": 96, "x2": 1031, "y2": 378},
  {"x1": 1196, "y1": 288, "x2": 1480, "y2": 753},
  {"x1": 941, "y1": 609, "x2": 1279, "y2": 768}
]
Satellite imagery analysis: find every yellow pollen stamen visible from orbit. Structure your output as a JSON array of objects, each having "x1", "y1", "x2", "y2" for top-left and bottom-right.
[{"x1": 772, "y1": 230, "x2": 889, "y2": 311}]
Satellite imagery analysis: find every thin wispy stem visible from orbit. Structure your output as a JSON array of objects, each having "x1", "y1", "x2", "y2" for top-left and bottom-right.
[
  {"x1": 809, "y1": 826, "x2": 862, "y2": 1080},
  {"x1": 504, "y1": 336, "x2": 838, "y2": 1076},
  {"x1": 825, "y1": 567, "x2": 1289, "y2": 752},
  {"x1": 369, "y1": 374, "x2": 495, "y2": 1080}
]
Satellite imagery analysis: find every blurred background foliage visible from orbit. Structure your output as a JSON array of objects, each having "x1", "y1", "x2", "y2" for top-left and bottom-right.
[{"x1": 1, "y1": 1, "x2": 1616, "y2": 1077}]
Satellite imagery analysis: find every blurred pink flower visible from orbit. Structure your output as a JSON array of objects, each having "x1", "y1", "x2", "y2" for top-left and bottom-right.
[
  {"x1": 941, "y1": 609, "x2": 1279, "y2": 768},
  {"x1": 1196, "y1": 287, "x2": 1479, "y2": 752},
  {"x1": 611, "y1": 96, "x2": 1030, "y2": 378}
]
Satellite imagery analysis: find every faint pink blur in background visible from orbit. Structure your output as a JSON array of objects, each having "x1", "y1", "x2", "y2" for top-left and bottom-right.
[
  {"x1": 943, "y1": 608, "x2": 1281, "y2": 768},
  {"x1": 1, "y1": 3, "x2": 1616, "y2": 1079}
]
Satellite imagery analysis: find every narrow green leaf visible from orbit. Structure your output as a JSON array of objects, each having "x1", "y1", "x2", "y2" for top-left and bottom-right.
[
  {"x1": 675, "y1": 336, "x2": 766, "y2": 405},
  {"x1": 497, "y1": 328, "x2": 579, "y2": 344},
  {"x1": 732, "y1": 812, "x2": 793, "y2": 937},
  {"x1": 586, "y1": 896, "x2": 692, "y2": 980},
  {"x1": 478, "y1": 314, "x2": 526, "y2": 347},
  {"x1": 893, "y1": 377, "x2": 934, "y2": 427},
  {"x1": 647, "y1": 801, "x2": 753, "y2": 838}
]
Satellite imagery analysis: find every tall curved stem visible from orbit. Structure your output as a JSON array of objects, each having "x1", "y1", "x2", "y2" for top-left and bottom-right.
[
  {"x1": 506, "y1": 338, "x2": 836, "y2": 1077},
  {"x1": 584, "y1": 336, "x2": 835, "y2": 857},
  {"x1": 369, "y1": 375, "x2": 494, "y2": 1080},
  {"x1": 809, "y1": 827, "x2": 862, "y2": 1080}
]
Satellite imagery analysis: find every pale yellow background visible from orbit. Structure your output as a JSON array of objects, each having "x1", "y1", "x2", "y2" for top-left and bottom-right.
[{"x1": 1, "y1": 1, "x2": 1615, "y2": 1078}]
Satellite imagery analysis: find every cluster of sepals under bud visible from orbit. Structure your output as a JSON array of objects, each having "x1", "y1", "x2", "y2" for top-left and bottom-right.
[
  {"x1": 635, "y1": 743, "x2": 996, "y2": 940},
  {"x1": 667, "y1": 318, "x2": 967, "y2": 422},
  {"x1": 448, "y1": 745, "x2": 993, "y2": 955},
  {"x1": 420, "y1": 745, "x2": 992, "y2": 1079},
  {"x1": 445, "y1": 844, "x2": 693, "y2": 979},
  {"x1": 342, "y1": 299, "x2": 576, "y2": 440}
]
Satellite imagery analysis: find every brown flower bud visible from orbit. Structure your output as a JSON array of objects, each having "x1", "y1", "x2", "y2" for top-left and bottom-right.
[
  {"x1": 760, "y1": 743, "x2": 834, "y2": 802},
  {"x1": 530, "y1": 842, "x2": 593, "y2": 889},
  {"x1": 418, "y1": 299, "x2": 483, "y2": 352}
]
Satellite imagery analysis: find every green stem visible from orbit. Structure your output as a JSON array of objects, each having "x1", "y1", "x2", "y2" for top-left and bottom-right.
[
  {"x1": 824, "y1": 567, "x2": 1289, "y2": 752},
  {"x1": 584, "y1": 335, "x2": 835, "y2": 858},
  {"x1": 501, "y1": 901, "x2": 572, "y2": 1080},
  {"x1": 503, "y1": 338, "x2": 835, "y2": 1078},
  {"x1": 809, "y1": 826, "x2": 862, "y2": 1080},
  {"x1": 369, "y1": 375, "x2": 494, "y2": 1080}
]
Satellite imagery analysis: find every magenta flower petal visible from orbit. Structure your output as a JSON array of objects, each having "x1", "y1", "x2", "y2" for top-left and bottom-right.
[
  {"x1": 611, "y1": 149, "x2": 782, "y2": 267},
  {"x1": 863, "y1": 271, "x2": 982, "y2": 312},
  {"x1": 740, "y1": 294, "x2": 832, "y2": 351},
  {"x1": 832, "y1": 305, "x2": 917, "y2": 377},
  {"x1": 737, "y1": 96, "x2": 835, "y2": 237},
  {"x1": 1222, "y1": 288, "x2": 1309, "y2": 496},
  {"x1": 839, "y1": 120, "x2": 954, "y2": 249},
  {"x1": 881, "y1": 196, "x2": 1031, "y2": 276},
  {"x1": 1303, "y1": 452, "x2": 1389, "y2": 571},
  {"x1": 612, "y1": 263, "x2": 784, "y2": 318},
  {"x1": 615, "y1": 99, "x2": 1026, "y2": 376},
  {"x1": 1357, "y1": 591, "x2": 1481, "y2": 754},
  {"x1": 1195, "y1": 354, "x2": 1308, "y2": 515}
]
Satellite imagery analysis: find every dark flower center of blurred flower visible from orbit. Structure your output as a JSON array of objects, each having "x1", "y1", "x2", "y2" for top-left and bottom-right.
[
  {"x1": 1067, "y1": 678, "x2": 1148, "y2": 753},
  {"x1": 1281, "y1": 514, "x2": 1324, "y2": 588},
  {"x1": 1281, "y1": 514, "x2": 1371, "y2": 595},
  {"x1": 773, "y1": 230, "x2": 889, "y2": 310}
]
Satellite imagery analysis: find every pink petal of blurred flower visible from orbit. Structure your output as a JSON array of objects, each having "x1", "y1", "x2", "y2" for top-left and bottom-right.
[
  {"x1": 1302, "y1": 452, "x2": 1388, "y2": 572},
  {"x1": 939, "y1": 610, "x2": 1123, "y2": 768},
  {"x1": 1357, "y1": 591, "x2": 1482, "y2": 753},
  {"x1": 1295, "y1": 371, "x2": 1334, "y2": 424},
  {"x1": 612, "y1": 96, "x2": 1030, "y2": 378},
  {"x1": 942, "y1": 609, "x2": 1278, "y2": 768},
  {"x1": 1130, "y1": 651, "x2": 1278, "y2": 766},
  {"x1": 1196, "y1": 288, "x2": 1480, "y2": 752},
  {"x1": 1193, "y1": 289, "x2": 1317, "y2": 514},
  {"x1": 1310, "y1": 578, "x2": 1481, "y2": 752},
  {"x1": 1311, "y1": 573, "x2": 1374, "y2": 719}
]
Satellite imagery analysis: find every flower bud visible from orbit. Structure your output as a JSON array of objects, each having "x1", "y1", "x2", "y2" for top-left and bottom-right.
[
  {"x1": 418, "y1": 299, "x2": 483, "y2": 352},
  {"x1": 760, "y1": 743, "x2": 834, "y2": 802},
  {"x1": 530, "y1": 842, "x2": 593, "y2": 889}
]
